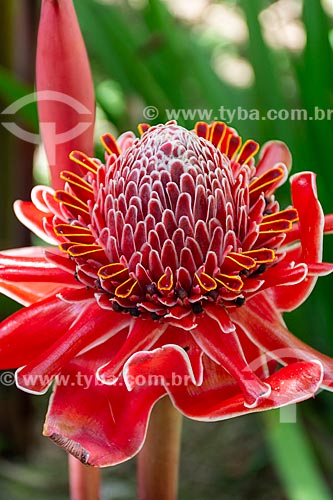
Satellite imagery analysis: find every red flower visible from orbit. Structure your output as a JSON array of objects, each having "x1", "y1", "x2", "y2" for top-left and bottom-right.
[{"x1": 0, "y1": 120, "x2": 332, "y2": 466}]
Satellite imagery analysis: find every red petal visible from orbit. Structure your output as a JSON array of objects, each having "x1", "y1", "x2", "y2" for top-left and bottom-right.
[
  {"x1": 0, "y1": 247, "x2": 77, "y2": 305},
  {"x1": 0, "y1": 291, "x2": 87, "y2": 368},
  {"x1": 0, "y1": 246, "x2": 49, "y2": 260},
  {"x1": 258, "y1": 262, "x2": 307, "y2": 291},
  {"x1": 291, "y1": 172, "x2": 324, "y2": 262},
  {"x1": 36, "y1": 0, "x2": 95, "y2": 189},
  {"x1": 100, "y1": 133, "x2": 121, "y2": 156},
  {"x1": 236, "y1": 324, "x2": 273, "y2": 379},
  {"x1": 324, "y1": 214, "x2": 333, "y2": 233},
  {"x1": 0, "y1": 262, "x2": 76, "y2": 284},
  {"x1": 170, "y1": 361, "x2": 323, "y2": 421},
  {"x1": 43, "y1": 346, "x2": 165, "y2": 466},
  {"x1": 236, "y1": 140, "x2": 259, "y2": 165},
  {"x1": 123, "y1": 344, "x2": 197, "y2": 390},
  {"x1": 282, "y1": 213, "x2": 333, "y2": 247},
  {"x1": 204, "y1": 303, "x2": 235, "y2": 333},
  {"x1": 256, "y1": 140, "x2": 292, "y2": 176},
  {"x1": 16, "y1": 302, "x2": 130, "y2": 394},
  {"x1": 232, "y1": 294, "x2": 333, "y2": 391},
  {"x1": 193, "y1": 311, "x2": 271, "y2": 407},
  {"x1": 121, "y1": 343, "x2": 322, "y2": 421},
  {"x1": 13, "y1": 200, "x2": 57, "y2": 244},
  {"x1": 148, "y1": 327, "x2": 204, "y2": 384},
  {"x1": 194, "y1": 122, "x2": 209, "y2": 139},
  {"x1": 209, "y1": 122, "x2": 226, "y2": 148},
  {"x1": 281, "y1": 246, "x2": 332, "y2": 276},
  {"x1": 97, "y1": 319, "x2": 167, "y2": 384},
  {"x1": 117, "y1": 131, "x2": 136, "y2": 151},
  {"x1": 249, "y1": 164, "x2": 288, "y2": 200},
  {"x1": 307, "y1": 262, "x2": 333, "y2": 276},
  {"x1": 271, "y1": 172, "x2": 324, "y2": 311},
  {"x1": 0, "y1": 281, "x2": 63, "y2": 306}
]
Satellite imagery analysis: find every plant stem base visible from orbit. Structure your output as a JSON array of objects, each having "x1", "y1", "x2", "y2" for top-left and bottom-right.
[
  {"x1": 68, "y1": 454, "x2": 101, "y2": 500},
  {"x1": 137, "y1": 396, "x2": 183, "y2": 500}
]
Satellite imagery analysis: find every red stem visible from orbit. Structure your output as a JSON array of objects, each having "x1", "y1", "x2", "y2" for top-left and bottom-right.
[
  {"x1": 137, "y1": 396, "x2": 183, "y2": 500},
  {"x1": 68, "y1": 455, "x2": 101, "y2": 500}
]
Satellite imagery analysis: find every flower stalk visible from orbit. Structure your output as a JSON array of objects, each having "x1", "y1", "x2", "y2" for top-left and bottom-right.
[
  {"x1": 137, "y1": 397, "x2": 183, "y2": 500},
  {"x1": 68, "y1": 455, "x2": 101, "y2": 500}
]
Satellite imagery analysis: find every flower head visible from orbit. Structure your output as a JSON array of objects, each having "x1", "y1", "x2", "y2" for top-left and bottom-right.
[
  {"x1": 55, "y1": 120, "x2": 285, "y2": 326},
  {"x1": 0, "y1": 119, "x2": 332, "y2": 466}
]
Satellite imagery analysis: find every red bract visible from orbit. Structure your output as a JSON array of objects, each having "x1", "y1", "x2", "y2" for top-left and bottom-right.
[
  {"x1": 0, "y1": 120, "x2": 332, "y2": 466},
  {"x1": 36, "y1": 0, "x2": 95, "y2": 189}
]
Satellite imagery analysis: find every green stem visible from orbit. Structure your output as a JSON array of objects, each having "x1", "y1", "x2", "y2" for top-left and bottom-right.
[
  {"x1": 137, "y1": 396, "x2": 183, "y2": 500},
  {"x1": 68, "y1": 454, "x2": 101, "y2": 500}
]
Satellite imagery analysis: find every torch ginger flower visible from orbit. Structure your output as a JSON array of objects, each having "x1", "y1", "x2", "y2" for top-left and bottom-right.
[{"x1": 0, "y1": 119, "x2": 332, "y2": 466}]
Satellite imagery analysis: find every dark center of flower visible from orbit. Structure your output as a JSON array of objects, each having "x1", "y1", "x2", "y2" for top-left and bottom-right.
[{"x1": 52, "y1": 121, "x2": 298, "y2": 324}]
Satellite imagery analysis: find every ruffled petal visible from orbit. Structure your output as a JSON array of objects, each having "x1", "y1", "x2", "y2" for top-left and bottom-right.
[
  {"x1": 232, "y1": 293, "x2": 333, "y2": 391},
  {"x1": 235, "y1": 324, "x2": 275, "y2": 379},
  {"x1": 270, "y1": 172, "x2": 324, "y2": 311},
  {"x1": 0, "y1": 290, "x2": 90, "y2": 368},
  {"x1": 123, "y1": 344, "x2": 200, "y2": 390},
  {"x1": 43, "y1": 343, "x2": 165, "y2": 467},
  {"x1": 123, "y1": 346, "x2": 229, "y2": 413},
  {"x1": 193, "y1": 310, "x2": 271, "y2": 407},
  {"x1": 123, "y1": 344, "x2": 322, "y2": 421},
  {"x1": 176, "y1": 361, "x2": 323, "y2": 421},
  {"x1": 16, "y1": 303, "x2": 130, "y2": 394},
  {"x1": 97, "y1": 319, "x2": 167, "y2": 384},
  {"x1": 158, "y1": 327, "x2": 205, "y2": 385}
]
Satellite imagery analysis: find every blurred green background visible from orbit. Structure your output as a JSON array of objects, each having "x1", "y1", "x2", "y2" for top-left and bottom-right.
[{"x1": 0, "y1": 0, "x2": 332, "y2": 498}]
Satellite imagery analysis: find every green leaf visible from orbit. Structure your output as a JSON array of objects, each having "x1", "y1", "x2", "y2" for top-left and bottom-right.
[
  {"x1": 74, "y1": 0, "x2": 171, "y2": 124},
  {"x1": 264, "y1": 409, "x2": 332, "y2": 500},
  {"x1": 0, "y1": 66, "x2": 38, "y2": 131}
]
